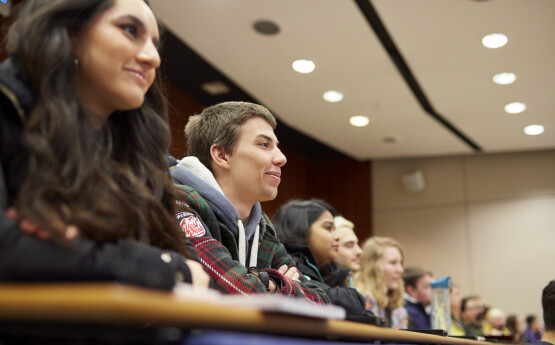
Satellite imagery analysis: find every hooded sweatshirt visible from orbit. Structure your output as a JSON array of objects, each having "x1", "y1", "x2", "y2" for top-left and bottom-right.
[{"x1": 170, "y1": 156, "x2": 329, "y2": 304}]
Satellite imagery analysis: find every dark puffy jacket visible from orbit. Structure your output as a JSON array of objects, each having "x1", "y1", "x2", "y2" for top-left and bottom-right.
[
  {"x1": 283, "y1": 242, "x2": 373, "y2": 317},
  {"x1": 0, "y1": 55, "x2": 193, "y2": 290}
]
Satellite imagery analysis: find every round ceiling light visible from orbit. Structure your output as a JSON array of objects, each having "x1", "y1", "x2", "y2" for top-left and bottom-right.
[
  {"x1": 349, "y1": 115, "x2": 369, "y2": 127},
  {"x1": 292, "y1": 59, "x2": 315, "y2": 74},
  {"x1": 253, "y1": 20, "x2": 280, "y2": 35},
  {"x1": 482, "y1": 33, "x2": 508, "y2": 49},
  {"x1": 523, "y1": 124, "x2": 544, "y2": 136},
  {"x1": 504, "y1": 102, "x2": 526, "y2": 114},
  {"x1": 492, "y1": 72, "x2": 516, "y2": 85},
  {"x1": 323, "y1": 90, "x2": 343, "y2": 103}
]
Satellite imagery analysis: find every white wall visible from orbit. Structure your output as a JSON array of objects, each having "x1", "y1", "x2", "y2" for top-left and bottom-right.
[{"x1": 372, "y1": 150, "x2": 555, "y2": 321}]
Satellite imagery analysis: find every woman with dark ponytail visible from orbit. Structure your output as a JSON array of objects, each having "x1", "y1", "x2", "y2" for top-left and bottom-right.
[
  {"x1": 273, "y1": 199, "x2": 373, "y2": 318},
  {"x1": 0, "y1": 0, "x2": 209, "y2": 289}
]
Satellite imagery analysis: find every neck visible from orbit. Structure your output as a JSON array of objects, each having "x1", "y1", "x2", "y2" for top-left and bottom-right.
[
  {"x1": 219, "y1": 183, "x2": 254, "y2": 220},
  {"x1": 83, "y1": 106, "x2": 110, "y2": 130},
  {"x1": 543, "y1": 330, "x2": 555, "y2": 344}
]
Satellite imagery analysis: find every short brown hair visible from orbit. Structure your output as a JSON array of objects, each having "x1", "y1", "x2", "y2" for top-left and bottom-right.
[
  {"x1": 184, "y1": 102, "x2": 276, "y2": 171},
  {"x1": 403, "y1": 267, "x2": 432, "y2": 289}
]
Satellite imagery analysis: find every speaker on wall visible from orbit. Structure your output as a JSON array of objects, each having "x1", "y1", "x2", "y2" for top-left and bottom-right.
[{"x1": 402, "y1": 169, "x2": 426, "y2": 193}]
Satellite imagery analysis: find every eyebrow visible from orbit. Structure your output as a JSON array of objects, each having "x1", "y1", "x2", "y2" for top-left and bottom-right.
[
  {"x1": 257, "y1": 134, "x2": 279, "y2": 146},
  {"x1": 120, "y1": 14, "x2": 160, "y2": 49}
]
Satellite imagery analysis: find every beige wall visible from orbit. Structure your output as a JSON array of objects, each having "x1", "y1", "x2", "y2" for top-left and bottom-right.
[{"x1": 372, "y1": 149, "x2": 555, "y2": 322}]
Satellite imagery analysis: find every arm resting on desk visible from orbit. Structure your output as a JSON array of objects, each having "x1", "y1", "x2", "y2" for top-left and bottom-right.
[{"x1": 0, "y1": 216, "x2": 192, "y2": 290}]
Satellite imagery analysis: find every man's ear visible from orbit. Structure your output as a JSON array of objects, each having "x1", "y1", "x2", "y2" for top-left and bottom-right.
[
  {"x1": 406, "y1": 284, "x2": 414, "y2": 297},
  {"x1": 210, "y1": 144, "x2": 230, "y2": 171}
]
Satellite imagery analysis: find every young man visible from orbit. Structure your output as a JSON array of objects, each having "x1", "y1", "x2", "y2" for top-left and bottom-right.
[
  {"x1": 333, "y1": 216, "x2": 362, "y2": 274},
  {"x1": 170, "y1": 101, "x2": 328, "y2": 304},
  {"x1": 461, "y1": 295, "x2": 485, "y2": 336},
  {"x1": 403, "y1": 267, "x2": 433, "y2": 329}
]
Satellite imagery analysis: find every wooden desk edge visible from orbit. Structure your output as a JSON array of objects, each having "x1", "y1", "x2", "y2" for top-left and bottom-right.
[{"x1": 0, "y1": 283, "x2": 486, "y2": 345}]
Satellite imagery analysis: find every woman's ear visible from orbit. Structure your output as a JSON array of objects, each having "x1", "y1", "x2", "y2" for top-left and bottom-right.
[{"x1": 210, "y1": 144, "x2": 230, "y2": 171}]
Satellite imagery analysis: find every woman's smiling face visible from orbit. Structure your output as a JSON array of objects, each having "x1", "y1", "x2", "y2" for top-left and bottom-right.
[{"x1": 75, "y1": 0, "x2": 160, "y2": 124}]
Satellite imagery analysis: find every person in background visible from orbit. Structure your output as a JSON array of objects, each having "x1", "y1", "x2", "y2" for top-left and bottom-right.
[
  {"x1": 450, "y1": 283, "x2": 467, "y2": 336},
  {"x1": 272, "y1": 199, "x2": 372, "y2": 317},
  {"x1": 461, "y1": 296, "x2": 485, "y2": 336},
  {"x1": 333, "y1": 215, "x2": 362, "y2": 287},
  {"x1": 522, "y1": 314, "x2": 544, "y2": 344},
  {"x1": 403, "y1": 267, "x2": 433, "y2": 329},
  {"x1": 170, "y1": 101, "x2": 327, "y2": 303},
  {"x1": 353, "y1": 236, "x2": 408, "y2": 329},
  {"x1": 539, "y1": 280, "x2": 555, "y2": 345},
  {"x1": 506, "y1": 314, "x2": 523, "y2": 342},
  {"x1": 483, "y1": 308, "x2": 511, "y2": 336},
  {"x1": 0, "y1": 0, "x2": 208, "y2": 289}
]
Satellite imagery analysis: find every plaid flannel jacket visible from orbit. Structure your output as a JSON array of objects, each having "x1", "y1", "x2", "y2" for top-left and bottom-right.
[{"x1": 176, "y1": 184, "x2": 329, "y2": 304}]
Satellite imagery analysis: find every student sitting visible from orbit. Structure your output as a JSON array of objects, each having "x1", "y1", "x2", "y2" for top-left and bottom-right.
[
  {"x1": 353, "y1": 237, "x2": 408, "y2": 329},
  {"x1": 170, "y1": 101, "x2": 327, "y2": 303},
  {"x1": 0, "y1": 0, "x2": 209, "y2": 289},
  {"x1": 272, "y1": 199, "x2": 373, "y2": 317}
]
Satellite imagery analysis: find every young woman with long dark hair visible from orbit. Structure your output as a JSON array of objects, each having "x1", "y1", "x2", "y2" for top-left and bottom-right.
[{"x1": 0, "y1": 0, "x2": 208, "y2": 289}]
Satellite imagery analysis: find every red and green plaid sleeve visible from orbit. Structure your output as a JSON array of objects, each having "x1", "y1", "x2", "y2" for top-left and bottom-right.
[{"x1": 175, "y1": 185, "x2": 328, "y2": 304}]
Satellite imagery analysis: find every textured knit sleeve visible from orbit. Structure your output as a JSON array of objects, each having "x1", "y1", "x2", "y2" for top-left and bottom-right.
[{"x1": 176, "y1": 185, "x2": 327, "y2": 304}]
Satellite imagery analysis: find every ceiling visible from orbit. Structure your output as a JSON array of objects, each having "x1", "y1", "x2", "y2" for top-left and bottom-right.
[{"x1": 150, "y1": 0, "x2": 555, "y2": 161}]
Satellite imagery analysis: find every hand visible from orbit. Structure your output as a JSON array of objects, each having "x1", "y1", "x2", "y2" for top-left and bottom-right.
[
  {"x1": 186, "y1": 260, "x2": 210, "y2": 288},
  {"x1": 5, "y1": 207, "x2": 79, "y2": 240},
  {"x1": 268, "y1": 278, "x2": 277, "y2": 293},
  {"x1": 278, "y1": 264, "x2": 300, "y2": 281}
]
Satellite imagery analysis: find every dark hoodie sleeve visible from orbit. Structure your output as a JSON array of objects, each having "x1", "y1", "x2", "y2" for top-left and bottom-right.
[
  {"x1": 308, "y1": 278, "x2": 371, "y2": 317},
  {"x1": 0, "y1": 214, "x2": 192, "y2": 290},
  {"x1": 0, "y1": 159, "x2": 191, "y2": 290}
]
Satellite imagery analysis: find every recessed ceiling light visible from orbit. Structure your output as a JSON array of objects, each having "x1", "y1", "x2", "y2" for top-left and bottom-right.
[
  {"x1": 482, "y1": 33, "x2": 508, "y2": 49},
  {"x1": 253, "y1": 20, "x2": 280, "y2": 35},
  {"x1": 201, "y1": 81, "x2": 230, "y2": 96},
  {"x1": 349, "y1": 115, "x2": 369, "y2": 127},
  {"x1": 524, "y1": 124, "x2": 544, "y2": 136},
  {"x1": 322, "y1": 90, "x2": 343, "y2": 103},
  {"x1": 292, "y1": 59, "x2": 315, "y2": 74},
  {"x1": 383, "y1": 136, "x2": 397, "y2": 144},
  {"x1": 492, "y1": 72, "x2": 516, "y2": 85},
  {"x1": 504, "y1": 102, "x2": 526, "y2": 114}
]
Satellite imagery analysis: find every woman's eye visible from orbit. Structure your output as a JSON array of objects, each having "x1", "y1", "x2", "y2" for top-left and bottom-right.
[
  {"x1": 121, "y1": 24, "x2": 138, "y2": 37},
  {"x1": 259, "y1": 142, "x2": 269, "y2": 148}
]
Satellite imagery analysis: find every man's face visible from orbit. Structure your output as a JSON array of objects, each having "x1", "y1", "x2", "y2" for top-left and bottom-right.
[
  {"x1": 225, "y1": 117, "x2": 287, "y2": 205},
  {"x1": 334, "y1": 226, "x2": 362, "y2": 271},
  {"x1": 411, "y1": 273, "x2": 433, "y2": 306}
]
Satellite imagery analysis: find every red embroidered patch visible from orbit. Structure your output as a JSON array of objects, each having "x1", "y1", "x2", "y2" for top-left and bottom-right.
[{"x1": 176, "y1": 212, "x2": 206, "y2": 238}]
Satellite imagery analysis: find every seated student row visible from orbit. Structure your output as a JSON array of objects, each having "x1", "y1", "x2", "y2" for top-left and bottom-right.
[
  {"x1": 5, "y1": 0, "x2": 536, "y2": 332},
  {"x1": 0, "y1": 0, "x2": 416, "y2": 323},
  {"x1": 0, "y1": 0, "x2": 325, "y2": 305}
]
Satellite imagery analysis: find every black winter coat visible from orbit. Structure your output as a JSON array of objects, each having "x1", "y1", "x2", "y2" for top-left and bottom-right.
[
  {"x1": 0, "y1": 56, "x2": 192, "y2": 290},
  {"x1": 283, "y1": 242, "x2": 372, "y2": 317}
]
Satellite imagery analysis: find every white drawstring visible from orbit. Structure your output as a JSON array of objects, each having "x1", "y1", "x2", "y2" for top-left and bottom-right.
[
  {"x1": 237, "y1": 220, "x2": 260, "y2": 268},
  {"x1": 249, "y1": 225, "x2": 260, "y2": 268},
  {"x1": 238, "y1": 220, "x2": 246, "y2": 266}
]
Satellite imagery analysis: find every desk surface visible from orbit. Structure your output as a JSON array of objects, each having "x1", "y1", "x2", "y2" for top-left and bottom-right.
[{"x1": 0, "y1": 283, "x2": 485, "y2": 344}]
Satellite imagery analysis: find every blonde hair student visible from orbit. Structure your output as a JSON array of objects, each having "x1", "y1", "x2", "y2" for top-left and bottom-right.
[{"x1": 353, "y1": 236, "x2": 408, "y2": 329}]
